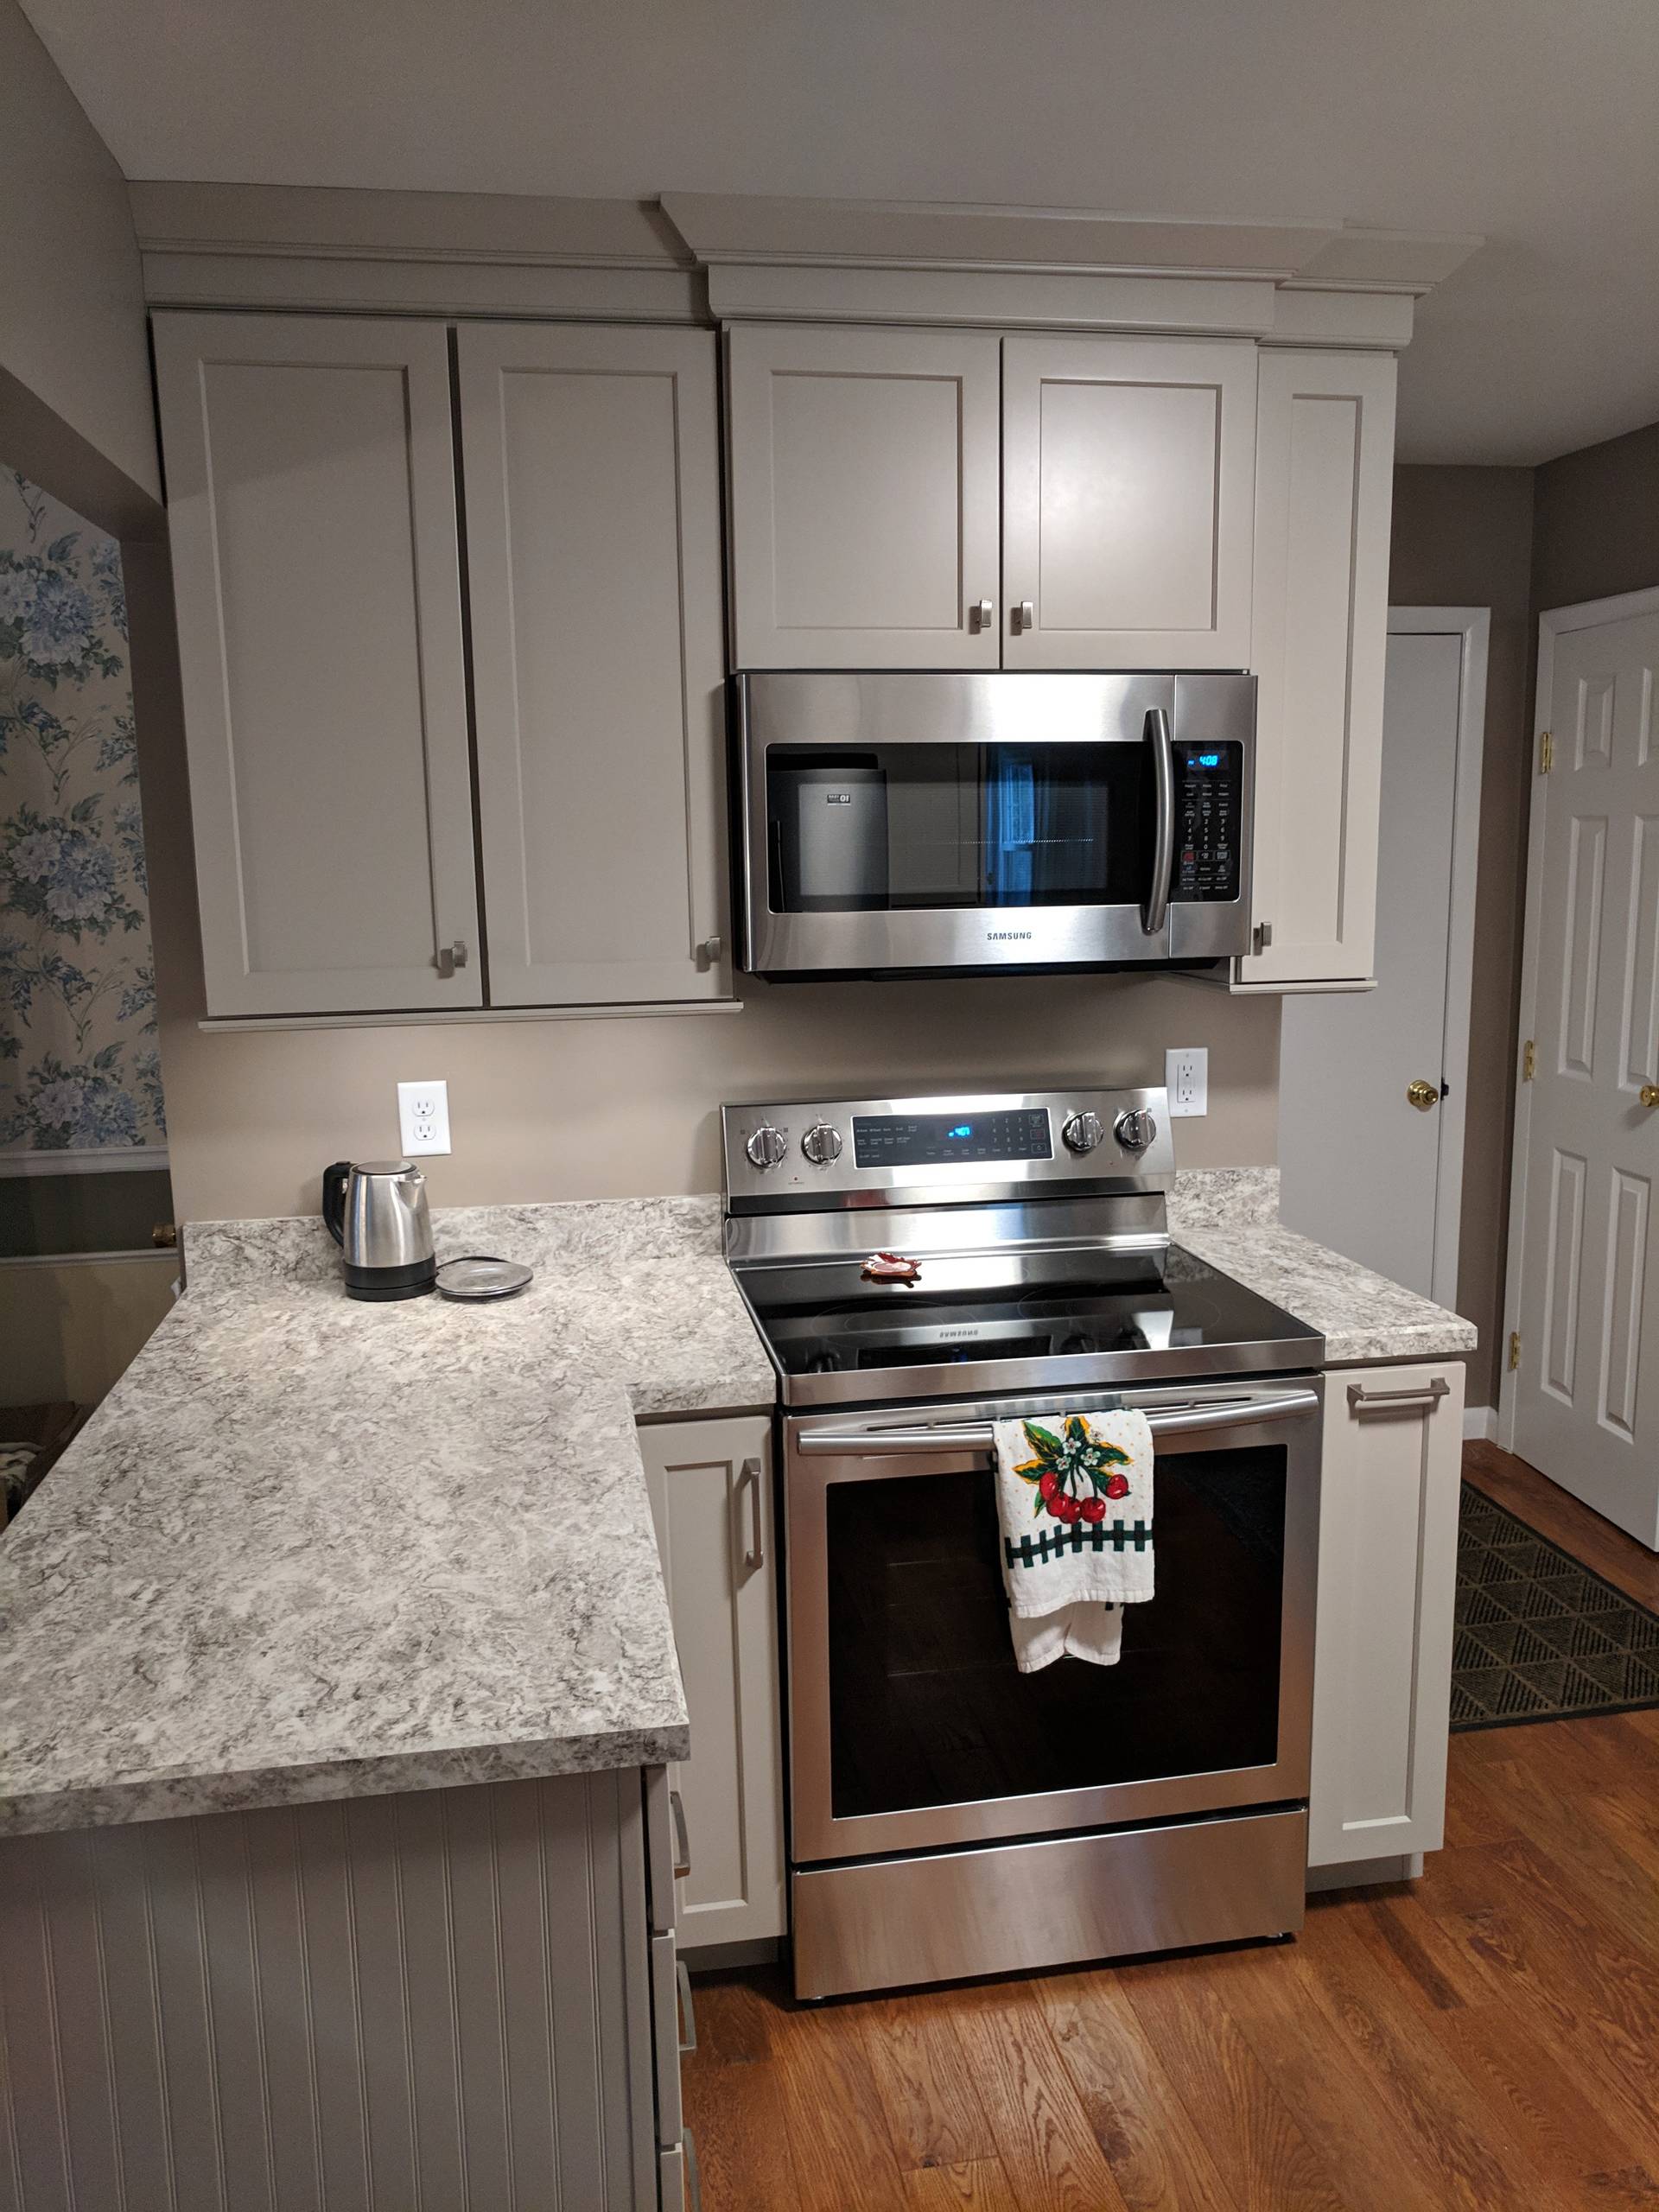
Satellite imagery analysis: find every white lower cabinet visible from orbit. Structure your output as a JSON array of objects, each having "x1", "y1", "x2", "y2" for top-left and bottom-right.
[
  {"x1": 1308, "y1": 1361, "x2": 1465, "y2": 1869},
  {"x1": 638, "y1": 1414, "x2": 786, "y2": 1950}
]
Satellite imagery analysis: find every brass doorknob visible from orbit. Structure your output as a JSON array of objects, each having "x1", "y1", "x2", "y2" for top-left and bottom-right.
[
  {"x1": 1407, "y1": 1080, "x2": 1440, "y2": 1112},
  {"x1": 1642, "y1": 1084, "x2": 1659, "y2": 1109}
]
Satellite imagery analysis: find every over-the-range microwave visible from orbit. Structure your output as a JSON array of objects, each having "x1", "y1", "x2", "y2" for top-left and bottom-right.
[{"x1": 730, "y1": 670, "x2": 1255, "y2": 979}]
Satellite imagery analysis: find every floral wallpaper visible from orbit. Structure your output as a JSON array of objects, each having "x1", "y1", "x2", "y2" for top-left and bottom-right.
[{"x1": 0, "y1": 471, "x2": 164, "y2": 1153}]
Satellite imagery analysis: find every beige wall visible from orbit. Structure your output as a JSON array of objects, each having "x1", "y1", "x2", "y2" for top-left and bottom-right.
[
  {"x1": 0, "y1": 0, "x2": 158, "y2": 509},
  {"x1": 120, "y1": 530, "x2": 1280, "y2": 1223},
  {"x1": 1532, "y1": 419, "x2": 1659, "y2": 616},
  {"x1": 1388, "y1": 465, "x2": 1536, "y2": 1410}
]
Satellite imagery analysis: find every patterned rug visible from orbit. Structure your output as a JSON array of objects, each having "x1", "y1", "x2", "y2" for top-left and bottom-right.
[{"x1": 1452, "y1": 1482, "x2": 1659, "y2": 1731}]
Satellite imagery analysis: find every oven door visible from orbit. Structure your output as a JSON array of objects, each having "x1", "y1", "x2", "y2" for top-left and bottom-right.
[
  {"x1": 736, "y1": 671, "x2": 1253, "y2": 974},
  {"x1": 784, "y1": 1376, "x2": 1319, "y2": 1866}
]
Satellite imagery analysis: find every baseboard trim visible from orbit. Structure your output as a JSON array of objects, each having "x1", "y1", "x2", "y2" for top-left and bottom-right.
[{"x1": 1463, "y1": 1404, "x2": 1497, "y2": 1442}]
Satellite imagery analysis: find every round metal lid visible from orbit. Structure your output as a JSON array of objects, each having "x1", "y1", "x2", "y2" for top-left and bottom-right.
[{"x1": 435, "y1": 1256, "x2": 533, "y2": 1301}]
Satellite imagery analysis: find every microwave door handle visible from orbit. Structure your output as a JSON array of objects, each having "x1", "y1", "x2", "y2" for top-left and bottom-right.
[
  {"x1": 1141, "y1": 706, "x2": 1175, "y2": 938},
  {"x1": 796, "y1": 1388, "x2": 1322, "y2": 1457}
]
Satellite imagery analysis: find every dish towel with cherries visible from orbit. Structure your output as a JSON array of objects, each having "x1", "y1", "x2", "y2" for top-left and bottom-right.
[{"x1": 991, "y1": 1408, "x2": 1155, "y2": 1672}]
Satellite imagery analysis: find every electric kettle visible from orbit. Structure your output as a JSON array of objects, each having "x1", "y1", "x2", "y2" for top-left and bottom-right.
[{"x1": 321, "y1": 1160, "x2": 436, "y2": 1300}]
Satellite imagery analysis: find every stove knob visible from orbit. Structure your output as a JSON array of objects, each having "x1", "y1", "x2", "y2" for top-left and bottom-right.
[
  {"x1": 801, "y1": 1121, "x2": 843, "y2": 1166},
  {"x1": 1061, "y1": 1110, "x2": 1104, "y2": 1154},
  {"x1": 1114, "y1": 1107, "x2": 1159, "y2": 1154},
  {"x1": 745, "y1": 1123, "x2": 788, "y2": 1171}
]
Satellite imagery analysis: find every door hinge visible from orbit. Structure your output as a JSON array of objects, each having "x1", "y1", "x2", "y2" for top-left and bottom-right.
[
  {"x1": 1522, "y1": 1039, "x2": 1535, "y2": 1081},
  {"x1": 1509, "y1": 1330, "x2": 1522, "y2": 1372},
  {"x1": 1539, "y1": 730, "x2": 1554, "y2": 774}
]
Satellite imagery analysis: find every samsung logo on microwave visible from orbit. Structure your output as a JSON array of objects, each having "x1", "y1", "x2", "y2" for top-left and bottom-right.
[{"x1": 985, "y1": 929, "x2": 1033, "y2": 943}]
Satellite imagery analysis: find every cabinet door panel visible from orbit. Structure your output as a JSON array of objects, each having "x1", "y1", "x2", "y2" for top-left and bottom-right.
[
  {"x1": 1309, "y1": 1363, "x2": 1463, "y2": 1867},
  {"x1": 726, "y1": 324, "x2": 1001, "y2": 670},
  {"x1": 153, "y1": 313, "x2": 480, "y2": 1016},
  {"x1": 1242, "y1": 350, "x2": 1395, "y2": 987},
  {"x1": 638, "y1": 1418, "x2": 785, "y2": 1948},
  {"x1": 458, "y1": 325, "x2": 728, "y2": 1006},
  {"x1": 1003, "y1": 335, "x2": 1256, "y2": 669}
]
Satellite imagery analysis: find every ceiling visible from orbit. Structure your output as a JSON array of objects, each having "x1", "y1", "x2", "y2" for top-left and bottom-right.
[{"x1": 21, "y1": 0, "x2": 1659, "y2": 466}]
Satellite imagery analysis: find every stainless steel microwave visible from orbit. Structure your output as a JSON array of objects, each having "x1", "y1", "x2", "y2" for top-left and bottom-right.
[{"x1": 731, "y1": 671, "x2": 1255, "y2": 978}]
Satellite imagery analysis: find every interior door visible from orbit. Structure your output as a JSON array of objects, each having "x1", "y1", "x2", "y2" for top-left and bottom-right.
[
  {"x1": 153, "y1": 313, "x2": 481, "y2": 1016},
  {"x1": 1001, "y1": 335, "x2": 1256, "y2": 671},
  {"x1": 457, "y1": 323, "x2": 728, "y2": 1005},
  {"x1": 1509, "y1": 601, "x2": 1659, "y2": 1546},
  {"x1": 1278, "y1": 621, "x2": 1483, "y2": 1302},
  {"x1": 725, "y1": 323, "x2": 1002, "y2": 671}
]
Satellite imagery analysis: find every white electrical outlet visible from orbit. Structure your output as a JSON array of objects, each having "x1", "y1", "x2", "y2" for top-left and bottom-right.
[
  {"x1": 1166, "y1": 1048, "x2": 1208, "y2": 1118},
  {"x1": 397, "y1": 1079, "x2": 451, "y2": 1157}
]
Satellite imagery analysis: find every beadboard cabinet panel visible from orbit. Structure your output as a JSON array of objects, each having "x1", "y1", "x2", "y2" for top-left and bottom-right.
[
  {"x1": 1309, "y1": 1362, "x2": 1463, "y2": 1867},
  {"x1": 0, "y1": 1775, "x2": 664, "y2": 2210},
  {"x1": 457, "y1": 324, "x2": 729, "y2": 1005},
  {"x1": 639, "y1": 1415, "x2": 786, "y2": 1948},
  {"x1": 1001, "y1": 334, "x2": 1257, "y2": 670},
  {"x1": 1242, "y1": 348, "x2": 1396, "y2": 988},
  {"x1": 152, "y1": 313, "x2": 481, "y2": 1016},
  {"x1": 726, "y1": 323, "x2": 1002, "y2": 669}
]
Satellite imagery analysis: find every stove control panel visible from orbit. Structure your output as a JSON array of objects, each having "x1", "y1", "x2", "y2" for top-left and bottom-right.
[{"x1": 722, "y1": 1087, "x2": 1175, "y2": 1210}]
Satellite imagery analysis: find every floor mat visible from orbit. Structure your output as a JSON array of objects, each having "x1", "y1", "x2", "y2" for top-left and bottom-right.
[{"x1": 1452, "y1": 1481, "x2": 1659, "y2": 1731}]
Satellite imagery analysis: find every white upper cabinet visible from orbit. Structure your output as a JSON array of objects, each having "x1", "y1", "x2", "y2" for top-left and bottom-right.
[
  {"x1": 725, "y1": 323, "x2": 1002, "y2": 670},
  {"x1": 153, "y1": 314, "x2": 481, "y2": 1017},
  {"x1": 457, "y1": 325, "x2": 728, "y2": 1005},
  {"x1": 1001, "y1": 336, "x2": 1257, "y2": 671},
  {"x1": 1242, "y1": 348, "x2": 1397, "y2": 988}
]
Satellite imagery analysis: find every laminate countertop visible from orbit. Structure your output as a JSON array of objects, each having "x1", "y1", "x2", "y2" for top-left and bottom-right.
[
  {"x1": 0, "y1": 1197, "x2": 772, "y2": 1837},
  {"x1": 0, "y1": 1174, "x2": 1472, "y2": 1839}
]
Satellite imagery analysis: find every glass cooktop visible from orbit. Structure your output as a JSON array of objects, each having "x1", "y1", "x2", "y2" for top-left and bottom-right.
[{"x1": 737, "y1": 1243, "x2": 1323, "y2": 1408}]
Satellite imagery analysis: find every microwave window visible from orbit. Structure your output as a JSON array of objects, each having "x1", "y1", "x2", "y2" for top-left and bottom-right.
[{"x1": 766, "y1": 744, "x2": 1148, "y2": 912}]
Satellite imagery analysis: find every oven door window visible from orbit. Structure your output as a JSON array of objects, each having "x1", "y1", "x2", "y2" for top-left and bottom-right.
[
  {"x1": 766, "y1": 742, "x2": 1148, "y2": 912},
  {"x1": 824, "y1": 1445, "x2": 1286, "y2": 1821}
]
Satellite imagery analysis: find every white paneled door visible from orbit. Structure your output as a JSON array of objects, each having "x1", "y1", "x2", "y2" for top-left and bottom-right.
[{"x1": 1507, "y1": 595, "x2": 1659, "y2": 1546}]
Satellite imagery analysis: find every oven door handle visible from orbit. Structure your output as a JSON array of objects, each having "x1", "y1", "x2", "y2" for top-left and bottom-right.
[
  {"x1": 1141, "y1": 705, "x2": 1176, "y2": 938},
  {"x1": 795, "y1": 1386, "x2": 1321, "y2": 1456}
]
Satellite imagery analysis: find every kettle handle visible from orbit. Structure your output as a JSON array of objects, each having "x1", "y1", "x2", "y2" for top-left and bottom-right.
[{"x1": 321, "y1": 1162, "x2": 352, "y2": 1247}]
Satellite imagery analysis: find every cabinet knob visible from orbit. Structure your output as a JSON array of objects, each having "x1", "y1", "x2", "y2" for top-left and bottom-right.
[
  {"x1": 435, "y1": 939, "x2": 468, "y2": 979},
  {"x1": 970, "y1": 597, "x2": 995, "y2": 633},
  {"x1": 696, "y1": 934, "x2": 722, "y2": 971}
]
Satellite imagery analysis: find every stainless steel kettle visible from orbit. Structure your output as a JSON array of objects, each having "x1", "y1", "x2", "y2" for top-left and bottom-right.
[{"x1": 321, "y1": 1160, "x2": 436, "y2": 1300}]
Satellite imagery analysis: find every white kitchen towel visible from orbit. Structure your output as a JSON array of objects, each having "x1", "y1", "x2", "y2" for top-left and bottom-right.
[
  {"x1": 993, "y1": 1408, "x2": 1155, "y2": 1669},
  {"x1": 1009, "y1": 1602, "x2": 1123, "y2": 1674}
]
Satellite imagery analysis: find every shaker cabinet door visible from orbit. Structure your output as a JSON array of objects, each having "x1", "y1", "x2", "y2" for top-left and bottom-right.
[
  {"x1": 153, "y1": 313, "x2": 481, "y2": 1016},
  {"x1": 1309, "y1": 1363, "x2": 1464, "y2": 1868},
  {"x1": 457, "y1": 324, "x2": 729, "y2": 1006},
  {"x1": 638, "y1": 1417, "x2": 786, "y2": 1949},
  {"x1": 1001, "y1": 335, "x2": 1257, "y2": 671},
  {"x1": 1241, "y1": 348, "x2": 1396, "y2": 988},
  {"x1": 725, "y1": 323, "x2": 1002, "y2": 671}
]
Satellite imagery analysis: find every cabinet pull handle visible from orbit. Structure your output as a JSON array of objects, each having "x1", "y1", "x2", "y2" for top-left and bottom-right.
[
  {"x1": 1251, "y1": 921, "x2": 1274, "y2": 956},
  {"x1": 1013, "y1": 600, "x2": 1035, "y2": 635},
  {"x1": 695, "y1": 934, "x2": 722, "y2": 971},
  {"x1": 735, "y1": 1455, "x2": 765, "y2": 1573},
  {"x1": 1346, "y1": 1377, "x2": 1450, "y2": 1414},
  {"x1": 435, "y1": 939, "x2": 468, "y2": 979},
  {"x1": 676, "y1": 1957, "x2": 698, "y2": 2054},
  {"x1": 669, "y1": 1787, "x2": 691, "y2": 1878},
  {"x1": 971, "y1": 597, "x2": 995, "y2": 632}
]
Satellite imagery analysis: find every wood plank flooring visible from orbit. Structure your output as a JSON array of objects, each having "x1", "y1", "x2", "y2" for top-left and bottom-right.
[{"x1": 682, "y1": 1446, "x2": 1659, "y2": 2211}]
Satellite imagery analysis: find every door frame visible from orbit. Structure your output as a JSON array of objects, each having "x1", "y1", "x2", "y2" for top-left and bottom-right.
[
  {"x1": 1498, "y1": 583, "x2": 1659, "y2": 1452},
  {"x1": 1387, "y1": 607, "x2": 1490, "y2": 1313}
]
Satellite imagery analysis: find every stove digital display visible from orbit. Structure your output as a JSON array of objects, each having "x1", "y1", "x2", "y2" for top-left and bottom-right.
[{"x1": 853, "y1": 1108, "x2": 1053, "y2": 1168}]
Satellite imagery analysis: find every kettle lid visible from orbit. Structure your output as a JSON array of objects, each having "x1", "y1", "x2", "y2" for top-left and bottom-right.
[{"x1": 355, "y1": 1158, "x2": 423, "y2": 1177}]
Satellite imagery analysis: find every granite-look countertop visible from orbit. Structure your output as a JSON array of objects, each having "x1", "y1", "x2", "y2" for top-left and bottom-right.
[
  {"x1": 0, "y1": 1197, "x2": 773, "y2": 1837},
  {"x1": 1170, "y1": 1167, "x2": 1479, "y2": 1365}
]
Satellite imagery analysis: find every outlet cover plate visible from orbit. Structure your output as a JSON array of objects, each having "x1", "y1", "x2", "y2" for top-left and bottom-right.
[
  {"x1": 397, "y1": 1079, "x2": 451, "y2": 1157},
  {"x1": 1166, "y1": 1047, "x2": 1208, "y2": 1118}
]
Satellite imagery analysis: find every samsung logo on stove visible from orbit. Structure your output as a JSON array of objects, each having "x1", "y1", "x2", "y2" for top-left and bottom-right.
[{"x1": 985, "y1": 929, "x2": 1033, "y2": 943}]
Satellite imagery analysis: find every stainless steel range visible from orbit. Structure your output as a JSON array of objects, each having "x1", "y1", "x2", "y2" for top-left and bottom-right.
[{"x1": 722, "y1": 1086, "x2": 1325, "y2": 2000}]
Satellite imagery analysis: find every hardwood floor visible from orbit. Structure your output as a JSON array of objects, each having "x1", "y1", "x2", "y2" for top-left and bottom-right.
[{"x1": 681, "y1": 1445, "x2": 1659, "y2": 2211}]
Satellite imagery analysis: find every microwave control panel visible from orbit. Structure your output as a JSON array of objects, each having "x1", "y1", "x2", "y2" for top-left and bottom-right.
[{"x1": 1174, "y1": 741, "x2": 1243, "y2": 903}]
